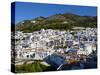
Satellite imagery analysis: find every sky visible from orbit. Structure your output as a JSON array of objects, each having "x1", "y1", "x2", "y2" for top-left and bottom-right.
[{"x1": 11, "y1": 2, "x2": 97, "y2": 24}]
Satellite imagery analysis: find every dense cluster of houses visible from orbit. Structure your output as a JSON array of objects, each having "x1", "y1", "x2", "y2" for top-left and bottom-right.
[{"x1": 11, "y1": 27, "x2": 97, "y2": 67}]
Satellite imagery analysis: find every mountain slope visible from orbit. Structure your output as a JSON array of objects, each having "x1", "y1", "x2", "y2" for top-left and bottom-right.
[{"x1": 15, "y1": 13, "x2": 97, "y2": 33}]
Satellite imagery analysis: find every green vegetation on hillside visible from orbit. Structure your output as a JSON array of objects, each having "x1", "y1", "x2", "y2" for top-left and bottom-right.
[
  {"x1": 15, "y1": 61, "x2": 49, "y2": 73},
  {"x1": 15, "y1": 13, "x2": 97, "y2": 33}
]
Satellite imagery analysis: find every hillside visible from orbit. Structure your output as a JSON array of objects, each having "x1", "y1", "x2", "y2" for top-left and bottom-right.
[{"x1": 15, "y1": 13, "x2": 97, "y2": 33}]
